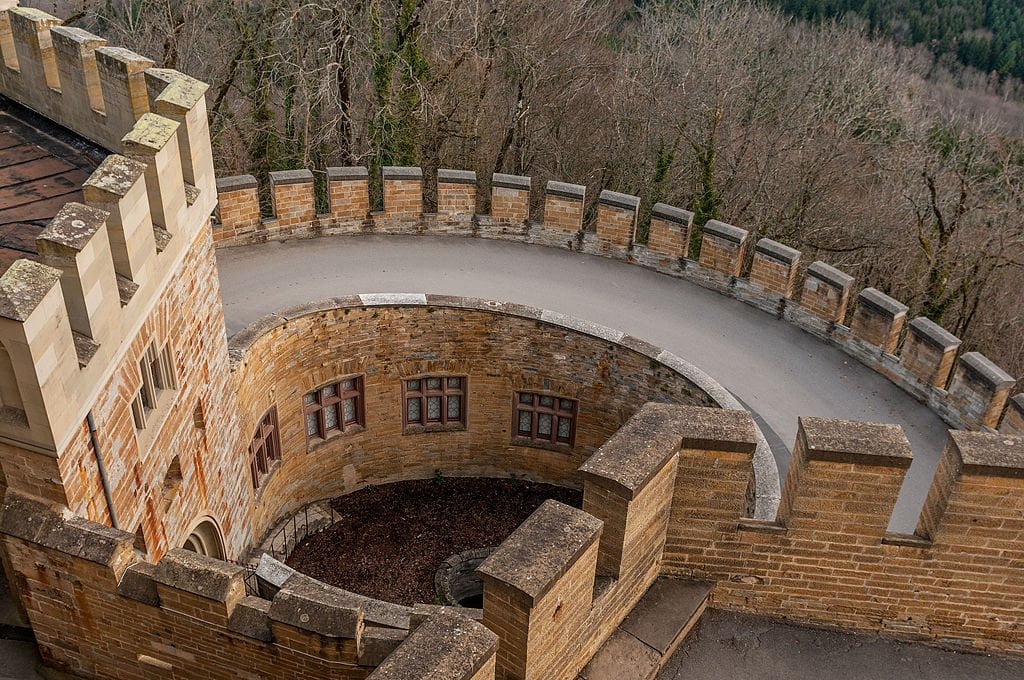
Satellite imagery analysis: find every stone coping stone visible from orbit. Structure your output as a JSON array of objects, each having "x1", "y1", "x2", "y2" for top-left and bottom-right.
[
  {"x1": 86, "y1": 155, "x2": 147, "y2": 197},
  {"x1": 39, "y1": 202, "x2": 110, "y2": 251},
  {"x1": 599, "y1": 189, "x2": 640, "y2": 211},
  {"x1": 123, "y1": 113, "x2": 179, "y2": 152},
  {"x1": 270, "y1": 573, "x2": 363, "y2": 638},
  {"x1": 491, "y1": 173, "x2": 531, "y2": 191},
  {"x1": 117, "y1": 562, "x2": 159, "y2": 605},
  {"x1": 755, "y1": 238, "x2": 800, "y2": 266},
  {"x1": 368, "y1": 611, "x2": 496, "y2": 680},
  {"x1": 907, "y1": 316, "x2": 961, "y2": 351},
  {"x1": 580, "y1": 403, "x2": 690, "y2": 499},
  {"x1": 676, "y1": 405, "x2": 758, "y2": 454},
  {"x1": 958, "y1": 351, "x2": 1015, "y2": 390},
  {"x1": 539, "y1": 309, "x2": 624, "y2": 343},
  {"x1": 269, "y1": 169, "x2": 314, "y2": 186},
  {"x1": 216, "y1": 174, "x2": 259, "y2": 193},
  {"x1": 327, "y1": 166, "x2": 368, "y2": 180},
  {"x1": 702, "y1": 219, "x2": 748, "y2": 245},
  {"x1": 1012, "y1": 394, "x2": 1024, "y2": 412},
  {"x1": 382, "y1": 166, "x2": 423, "y2": 180},
  {"x1": 94, "y1": 45, "x2": 155, "y2": 75},
  {"x1": 360, "y1": 627, "x2": 409, "y2": 666},
  {"x1": 546, "y1": 180, "x2": 586, "y2": 200},
  {"x1": 410, "y1": 603, "x2": 483, "y2": 629},
  {"x1": 0, "y1": 257, "x2": 61, "y2": 320},
  {"x1": 948, "y1": 430, "x2": 1024, "y2": 478},
  {"x1": 651, "y1": 203, "x2": 693, "y2": 225},
  {"x1": 358, "y1": 292, "x2": 428, "y2": 306},
  {"x1": 228, "y1": 596, "x2": 274, "y2": 642},
  {"x1": 50, "y1": 24, "x2": 106, "y2": 47},
  {"x1": 153, "y1": 548, "x2": 245, "y2": 602},
  {"x1": 618, "y1": 578, "x2": 713, "y2": 655},
  {"x1": 807, "y1": 261, "x2": 854, "y2": 290},
  {"x1": 477, "y1": 499, "x2": 602, "y2": 605},
  {"x1": 0, "y1": 491, "x2": 133, "y2": 565},
  {"x1": 437, "y1": 168, "x2": 476, "y2": 185},
  {"x1": 798, "y1": 417, "x2": 913, "y2": 468},
  {"x1": 857, "y1": 287, "x2": 909, "y2": 318}
]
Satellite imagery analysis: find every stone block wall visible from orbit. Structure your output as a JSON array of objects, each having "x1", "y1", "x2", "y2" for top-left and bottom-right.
[
  {"x1": 490, "y1": 174, "x2": 531, "y2": 223},
  {"x1": 229, "y1": 298, "x2": 717, "y2": 544},
  {"x1": 944, "y1": 352, "x2": 1016, "y2": 430},
  {"x1": 799, "y1": 261, "x2": 854, "y2": 323},
  {"x1": 645, "y1": 203, "x2": 692, "y2": 261},
  {"x1": 543, "y1": 181, "x2": 585, "y2": 233},
  {"x1": 213, "y1": 175, "x2": 260, "y2": 243},
  {"x1": 849, "y1": 288, "x2": 909, "y2": 354},
  {"x1": 437, "y1": 169, "x2": 477, "y2": 216},
  {"x1": 594, "y1": 190, "x2": 639, "y2": 251},
  {"x1": 382, "y1": 166, "x2": 423, "y2": 219},
  {"x1": 269, "y1": 169, "x2": 315, "y2": 228},
  {"x1": 328, "y1": 166, "x2": 370, "y2": 222},
  {"x1": 1000, "y1": 394, "x2": 1024, "y2": 435},
  {"x1": 899, "y1": 317, "x2": 961, "y2": 388},
  {"x1": 748, "y1": 238, "x2": 800, "y2": 299},
  {"x1": 697, "y1": 220, "x2": 749, "y2": 278}
]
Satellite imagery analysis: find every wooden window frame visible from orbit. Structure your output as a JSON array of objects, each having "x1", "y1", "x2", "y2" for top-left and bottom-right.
[
  {"x1": 249, "y1": 406, "x2": 281, "y2": 490},
  {"x1": 304, "y1": 376, "x2": 365, "y2": 445},
  {"x1": 512, "y1": 392, "x2": 577, "y2": 449},
  {"x1": 403, "y1": 375, "x2": 467, "y2": 433},
  {"x1": 133, "y1": 341, "x2": 178, "y2": 433}
]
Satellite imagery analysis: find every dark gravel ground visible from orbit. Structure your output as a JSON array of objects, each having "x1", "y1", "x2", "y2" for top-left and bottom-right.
[{"x1": 286, "y1": 476, "x2": 582, "y2": 606}]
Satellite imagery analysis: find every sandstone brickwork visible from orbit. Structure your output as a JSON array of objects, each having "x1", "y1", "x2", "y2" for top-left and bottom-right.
[
  {"x1": 799, "y1": 261, "x2": 854, "y2": 323},
  {"x1": 595, "y1": 190, "x2": 639, "y2": 251},
  {"x1": 697, "y1": 220, "x2": 749, "y2": 277},
  {"x1": 543, "y1": 181, "x2": 585, "y2": 233},
  {"x1": 850, "y1": 288, "x2": 909, "y2": 353},
  {"x1": 269, "y1": 169, "x2": 315, "y2": 228},
  {"x1": 213, "y1": 175, "x2": 260, "y2": 243},
  {"x1": 490, "y1": 174, "x2": 531, "y2": 223},
  {"x1": 748, "y1": 238, "x2": 800, "y2": 298},
  {"x1": 899, "y1": 317, "x2": 962, "y2": 388},
  {"x1": 382, "y1": 166, "x2": 423, "y2": 219},
  {"x1": 328, "y1": 166, "x2": 370, "y2": 222},
  {"x1": 437, "y1": 169, "x2": 477, "y2": 216},
  {"x1": 645, "y1": 203, "x2": 692, "y2": 261}
]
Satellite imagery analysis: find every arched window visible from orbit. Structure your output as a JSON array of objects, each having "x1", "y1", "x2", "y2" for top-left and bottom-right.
[{"x1": 181, "y1": 518, "x2": 225, "y2": 560}]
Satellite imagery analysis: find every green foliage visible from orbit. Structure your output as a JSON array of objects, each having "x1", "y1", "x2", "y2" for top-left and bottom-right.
[{"x1": 769, "y1": 0, "x2": 1024, "y2": 79}]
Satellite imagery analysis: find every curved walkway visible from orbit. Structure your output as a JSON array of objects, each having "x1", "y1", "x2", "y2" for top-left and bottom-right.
[{"x1": 216, "y1": 235, "x2": 949, "y2": 532}]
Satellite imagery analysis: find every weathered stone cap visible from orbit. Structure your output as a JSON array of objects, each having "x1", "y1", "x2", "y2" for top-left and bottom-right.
[
  {"x1": 359, "y1": 626, "x2": 408, "y2": 667},
  {"x1": 477, "y1": 500, "x2": 601, "y2": 605},
  {"x1": 948, "y1": 430, "x2": 1024, "y2": 478},
  {"x1": 228, "y1": 596, "x2": 274, "y2": 642},
  {"x1": 0, "y1": 259, "x2": 62, "y2": 321},
  {"x1": 216, "y1": 174, "x2": 258, "y2": 193},
  {"x1": 39, "y1": 202, "x2": 110, "y2": 252},
  {"x1": 86, "y1": 154, "x2": 148, "y2": 198},
  {"x1": 269, "y1": 572, "x2": 363, "y2": 638},
  {"x1": 327, "y1": 165, "x2": 369, "y2": 180},
  {"x1": 122, "y1": 112, "x2": 179, "y2": 152},
  {"x1": 50, "y1": 25, "x2": 106, "y2": 49},
  {"x1": 598, "y1": 189, "x2": 640, "y2": 211},
  {"x1": 546, "y1": 180, "x2": 585, "y2": 200},
  {"x1": 153, "y1": 548, "x2": 245, "y2": 602},
  {"x1": 382, "y1": 166, "x2": 423, "y2": 180},
  {"x1": 437, "y1": 168, "x2": 476, "y2": 184},
  {"x1": 491, "y1": 172, "x2": 530, "y2": 190},
  {"x1": 755, "y1": 238, "x2": 800, "y2": 266},
  {"x1": 580, "y1": 403, "x2": 689, "y2": 498},
  {"x1": 651, "y1": 203, "x2": 693, "y2": 225},
  {"x1": 798, "y1": 417, "x2": 913, "y2": 468},
  {"x1": 907, "y1": 316, "x2": 961, "y2": 351},
  {"x1": 676, "y1": 405, "x2": 758, "y2": 454},
  {"x1": 94, "y1": 45, "x2": 155, "y2": 76},
  {"x1": 0, "y1": 492, "x2": 134, "y2": 566},
  {"x1": 409, "y1": 603, "x2": 483, "y2": 629},
  {"x1": 958, "y1": 352, "x2": 1015, "y2": 390},
  {"x1": 367, "y1": 611, "x2": 497, "y2": 680},
  {"x1": 807, "y1": 261, "x2": 854, "y2": 290},
  {"x1": 857, "y1": 288, "x2": 909, "y2": 318},
  {"x1": 703, "y1": 219, "x2": 748, "y2": 244},
  {"x1": 269, "y1": 169, "x2": 314, "y2": 186},
  {"x1": 151, "y1": 70, "x2": 210, "y2": 113},
  {"x1": 118, "y1": 562, "x2": 159, "y2": 605}
]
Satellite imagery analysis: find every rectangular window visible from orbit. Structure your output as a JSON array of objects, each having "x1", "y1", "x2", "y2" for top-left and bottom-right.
[
  {"x1": 250, "y1": 406, "x2": 281, "y2": 490},
  {"x1": 404, "y1": 376, "x2": 466, "y2": 430},
  {"x1": 513, "y1": 392, "x2": 577, "y2": 447},
  {"x1": 305, "y1": 376, "x2": 364, "y2": 443},
  {"x1": 133, "y1": 342, "x2": 177, "y2": 432}
]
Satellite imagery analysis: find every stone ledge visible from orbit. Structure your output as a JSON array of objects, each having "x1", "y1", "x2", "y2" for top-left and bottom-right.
[
  {"x1": 491, "y1": 173, "x2": 531, "y2": 191},
  {"x1": 122, "y1": 113, "x2": 179, "y2": 152},
  {"x1": 478, "y1": 500, "x2": 602, "y2": 605},
  {"x1": 755, "y1": 238, "x2": 800, "y2": 265},
  {"x1": 807, "y1": 261, "x2": 854, "y2": 290},
  {"x1": 798, "y1": 417, "x2": 913, "y2": 468},
  {"x1": 907, "y1": 316, "x2": 961, "y2": 351},
  {"x1": 675, "y1": 405, "x2": 758, "y2": 454},
  {"x1": 153, "y1": 548, "x2": 244, "y2": 602},
  {"x1": 86, "y1": 155, "x2": 148, "y2": 198},
  {"x1": 382, "y1": 166, "x2": 423, "y2": 180},
  {"x1": 958, "y1": 351, "x2": 1015, "y2": 390},
  {"x1": 367, "y1": 611, "x2": 496, "y2": 680},
  {"x1": 268, "y1": 169, "x2": 314, "y2": 186},
  {"x1": 948, "y1": 430, "x2": 1024, "y2": 478},
  {"x1": 327, "y1": 166, "x2": 368, "y2": 180},
  {"x1": 0, "y1": 259, "x2": 62, "y2": 321},
  {"x1": 857, "y1": 287, "x2": 909, "y2": 318},
  {"x1": 216, "y1": 174, "x2": 259, "y2": 193},
  {"x1": 702, "y1": 220, "x2": 748, "y2": 244},
  {"x1": 546, "y1": 180, "x2": 586, "y2": 200},
  {"x1": 437, "y1": 168, "x2": 476, "y2": 185},
  {"x1": 39, "y1": 202, "x2": 110, "y2": 252},
  {"x1": 599, "y1": 190, "x2": 640, "y2": 211},
  {"x1": 651, "y1": 203, "x2": 693, "y2": 225},
  {"x1": 228, "y1": 596, "x2": 273, "y2": 642},
  {"x1": 360, "y1": 627, "x2": 408, "y2": 666},
  {"x1": 269, "y1": 573, "x2": 363, "y2": 638}
]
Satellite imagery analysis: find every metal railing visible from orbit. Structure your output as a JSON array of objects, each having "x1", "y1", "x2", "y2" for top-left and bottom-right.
[{"x1": 264, "y1": 503, "x2": 340, "y2": 563}]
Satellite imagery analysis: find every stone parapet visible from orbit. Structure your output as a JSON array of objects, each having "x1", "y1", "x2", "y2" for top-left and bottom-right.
[
  {"x1": 269, "y1": 169, "x2": 315, "y2": 227},
  {"x1": 1000, "y1": 394, "x2": 1024, "y2": 435},
  {"x1": 382, "y1": 165, "x2": 423, "y2": 219},
  {"x1": 595, "y1": 190, "x2": 640, "y2": 251},
  {"x1": 748, "y1": 238, "x2": 800, "y2": 299},
  {"x1": 850, "y1": 287, "x2": 909, "y2": 353},
  {"x1": 799, "y1": 260, "x2": 854, "y2": 323},
  {"x1": 437, "y1": 168, "x2": 477, "y2": 217},
  {"x1": 544, "y1": 180, "x2": 586, "y2": 232},
  {"x1": 490, "y1": 173, "x2": 531, "y2": 223},
  {"x1": 946, "y1": 351, "x2": 1016, "y2": 430},
  {"x1": 697, "y1": 220, "x2": 749, "y2": 278},
  {"x1": 645, "y1": 203, "x2": 692, "y2": 260},
  {"x1": 368, "y1": 611, "x2": 497, "y2": 680},
  {"x1": 900, "y1": 316, "x2": 961, "y2": 388}
]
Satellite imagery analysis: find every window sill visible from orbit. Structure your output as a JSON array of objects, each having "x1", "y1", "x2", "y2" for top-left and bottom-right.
[
  {"x1": 403, "y1": 423, "x2": 467, "y2": 435},
  {"x1": 307, "y1": 424, "x2": 366, "y2": 452},
  {"x1": 252, "y1": 459, "x2": 282, "y2": 502},
  {"x1": 510, "y1": 437, "x2": 574, "y2": 455},
  {"x1": 134, "y1": 390, "x2": 178, "y2": 452}
]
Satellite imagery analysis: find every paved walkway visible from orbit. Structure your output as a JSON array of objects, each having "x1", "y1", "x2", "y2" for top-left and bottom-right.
[
  {"x1": 216, "y1": 235, "x2": 950, "y2": 531},
  {"x1": 660, "y1": 609, "x2": 1024, "y2": 680}
]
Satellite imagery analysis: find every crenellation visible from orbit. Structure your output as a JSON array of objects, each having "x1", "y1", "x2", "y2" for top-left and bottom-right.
[
  {"x1": 645, "y1": 203, "x2": 692, "y2": 261},
  {"x1": 146, "y1": 68, "x2": 215, "y2": 203},
  {"x1": 946, "y1": 352, "x2": 1016, "y2": 429},
  {"x1": 749, "y1": 238, "x2": 800, "y2": 298},
  {"x1": 595, "y1": 190, "x2": 640, "y2": 251},
  {"x1": 7, "y1": 8, "x2": 60, "y2": 95},
  {"x1": 849, "y1": 287, "x2": 909, "y2": 353},
  {"x1": 328, "y1": 166, "x2": 370, "y2": 224},
  {"x1": 269, "y1": 169, "x2": 315, "y2": 228},
  {"x1": 698, "y1": 220, "x2": 749, "y2": 278},
  {"x1": 1000, "y1": 394, "x2": 1024, "y2": 435},
  {"x1": 437, "y1": 168, "x2": 477, "y2": 218},
  {"x1": 382, "y1": 165, "x2": 423, "y2": 220},
  {"x1": 122, "y1": 112, "x2": 186, "y2": 239},
  {"x1": 900, "y1": 316, "x2": 961, "y2": 388},
  {"x1": 490, "y1": 172, "x2": 531, "y2": 224},
  {"x1": 49, "y1": 26, "x2": 106, "y2": 114},
  {"x1": 799, "y1": 260, "x2": 854, "y2": 323},
  {"x1": 543, "y1": 180, "x2": 585, "y2": 233}
]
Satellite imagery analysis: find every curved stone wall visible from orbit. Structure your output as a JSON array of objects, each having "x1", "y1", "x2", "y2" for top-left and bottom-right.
[
  {"x1": 213, "y1": 169, "x2": 1022, "y2": 439},
  {"x1": 228, "y1": 295, "x2": 777, "y2": 544}
]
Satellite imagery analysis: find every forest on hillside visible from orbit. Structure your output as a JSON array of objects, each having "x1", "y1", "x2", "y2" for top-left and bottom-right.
[
  {"x1": 768, "y1": 0, "x2": 1024, "y2": 79},
  {"x1": 28, "y1": 0, "x2": 1024, "y2": 384}
]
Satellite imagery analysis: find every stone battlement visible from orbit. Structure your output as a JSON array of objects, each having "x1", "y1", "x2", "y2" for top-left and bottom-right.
[
  {"x1": 213, "y1": 167, "x2": 1021, "y2": 438},
  {"x1": 0, "y1": 2, "x2": 217, "y2": 457}
]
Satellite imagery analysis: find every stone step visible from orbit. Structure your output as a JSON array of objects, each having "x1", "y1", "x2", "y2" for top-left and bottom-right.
[{"x1": 579, "y1": 578, "x2": 713, "y2": 680}]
